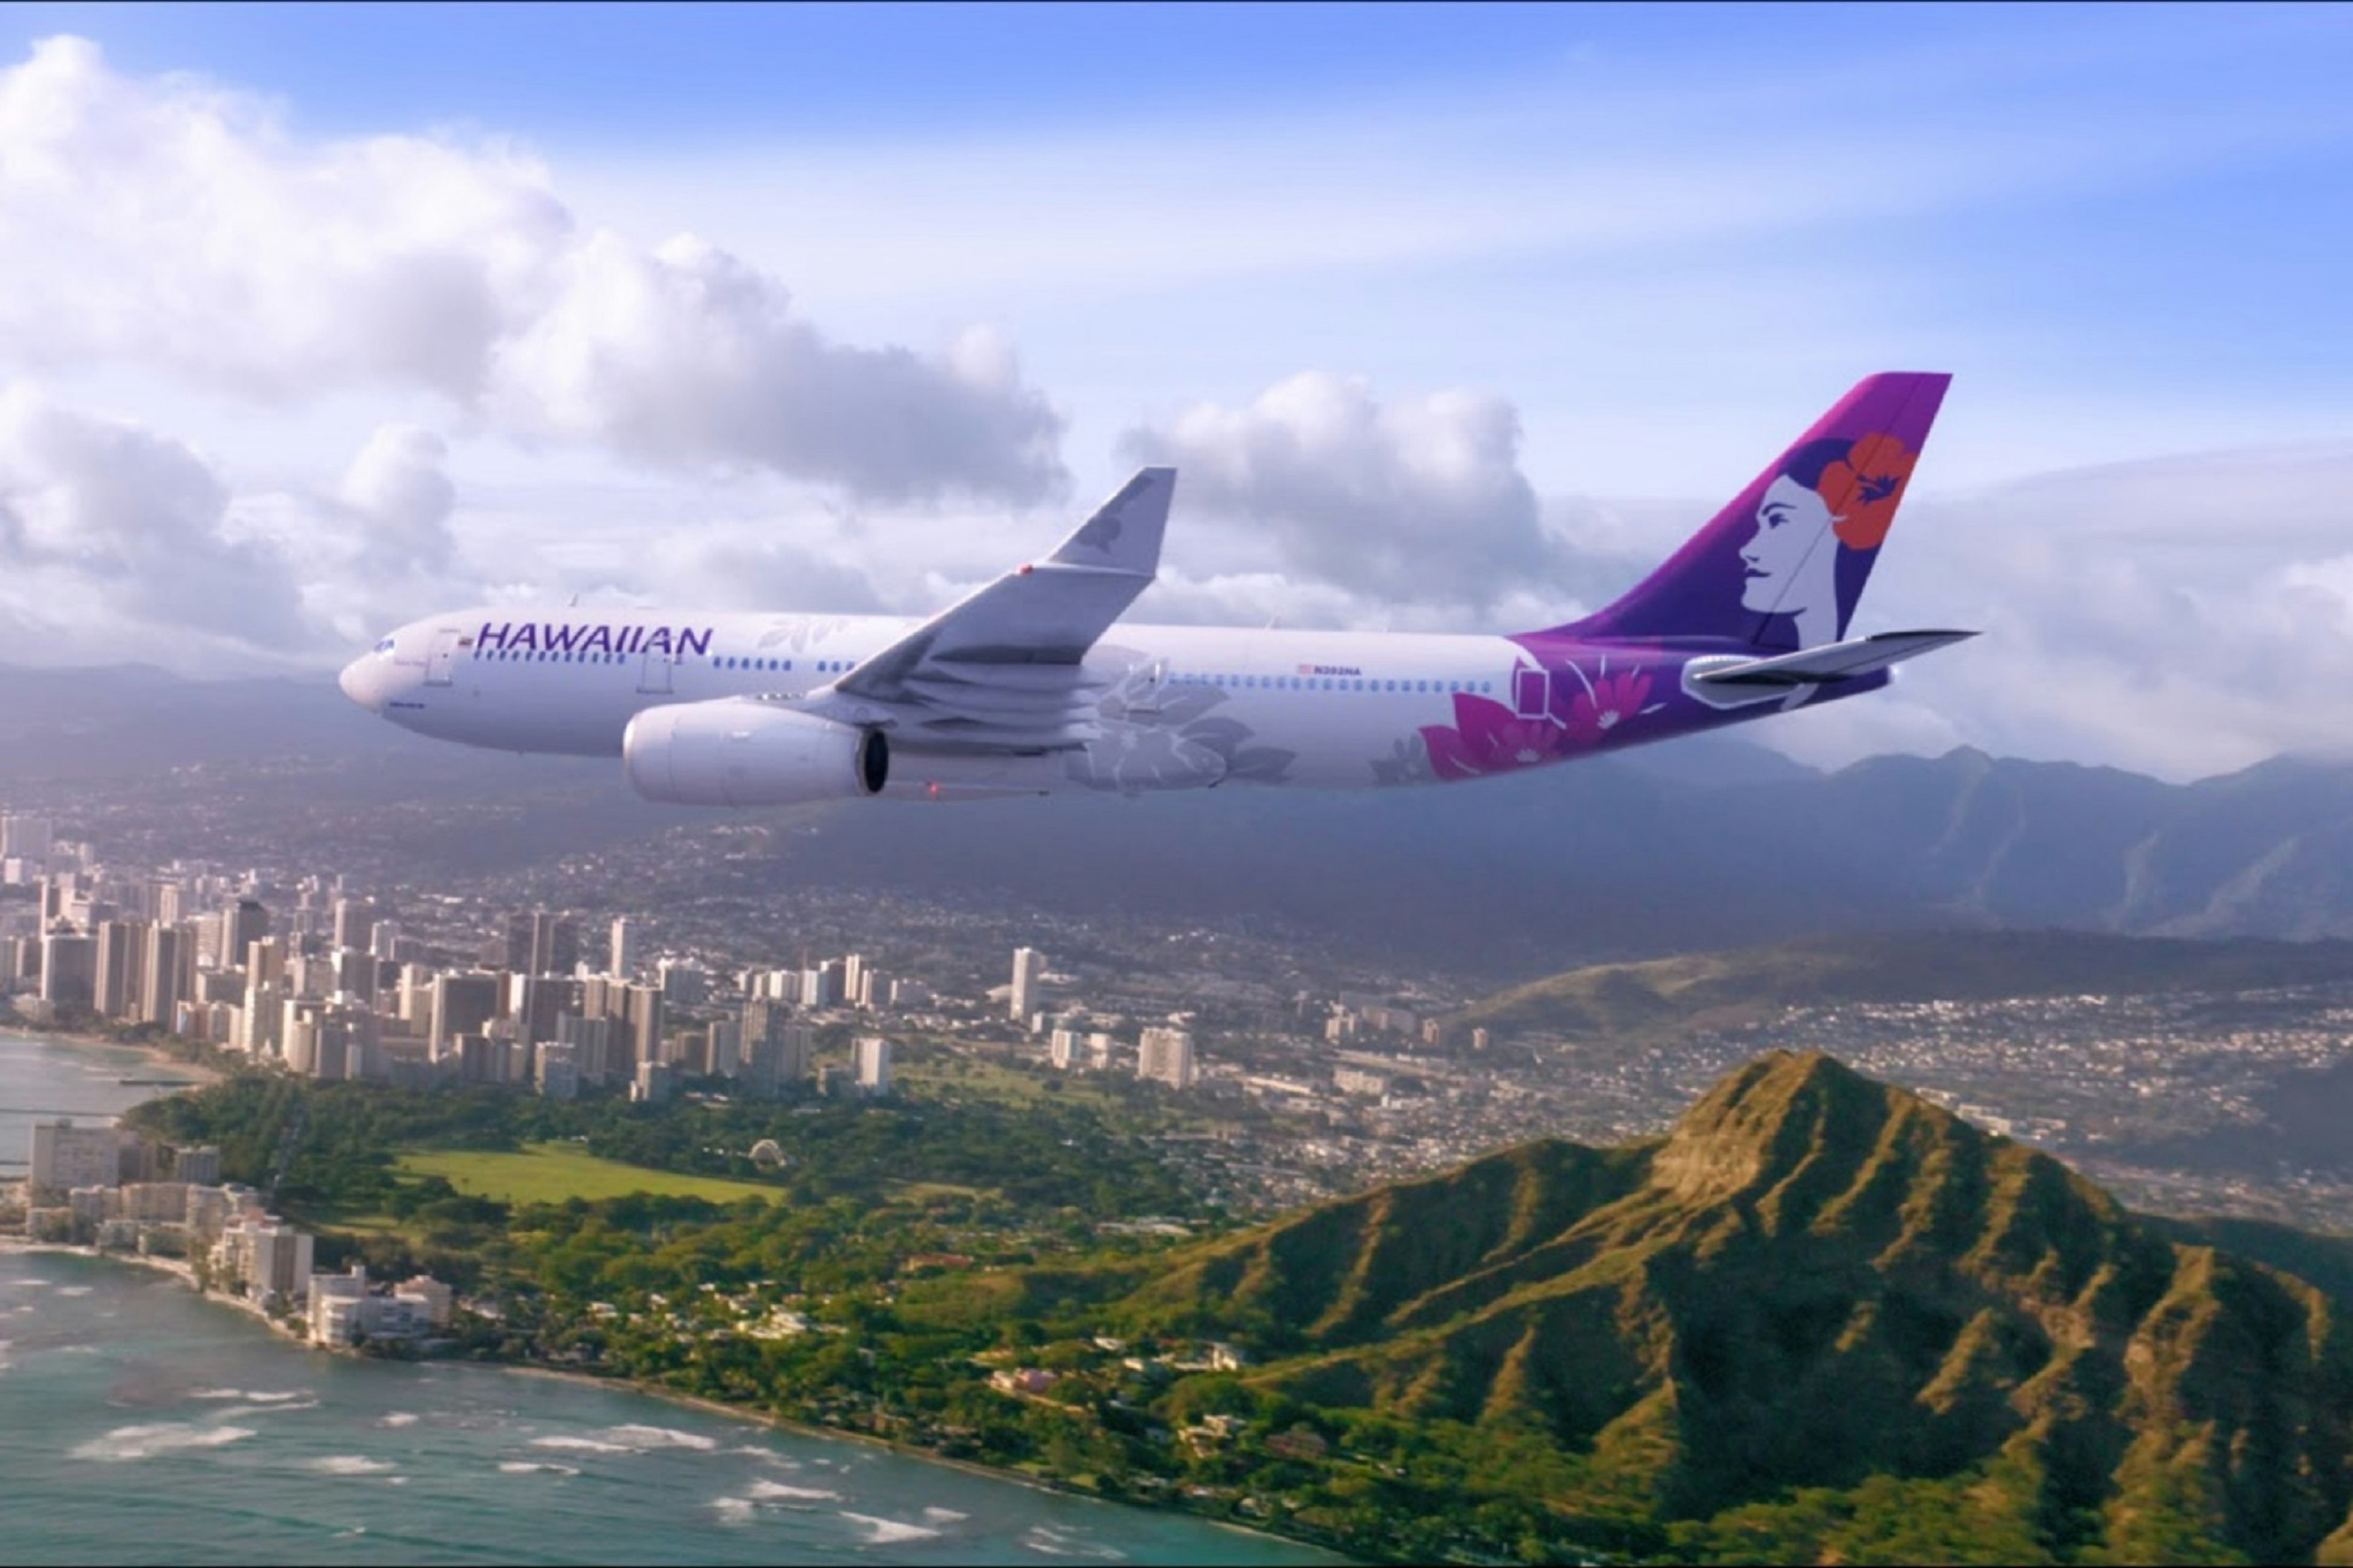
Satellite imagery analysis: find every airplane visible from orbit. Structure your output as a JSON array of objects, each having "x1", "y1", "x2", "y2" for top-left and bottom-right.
[{"x1": 339, "y1": 372, "x2": 1972, "y2": 805}]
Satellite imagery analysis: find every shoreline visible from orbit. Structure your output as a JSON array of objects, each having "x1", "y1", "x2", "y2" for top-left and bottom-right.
[
  {"x1": 0, "y1": 1020, "x2": 222, "y2": 1089},
  {"x1": 0, "y1": 1237, "x2": 308, "y2": 1346},
  {"x1": 495, "y1": 1363, "x2": 1348, "y2": 1561},
  {"x1": 2, "y1": 1238, "x2": 1345, "y2": 1562}
]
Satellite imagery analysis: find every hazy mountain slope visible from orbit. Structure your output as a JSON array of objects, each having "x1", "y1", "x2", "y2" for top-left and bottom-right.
[{"x1": 1450, "y1": 928, "x2": 2353, "y2": 1042}]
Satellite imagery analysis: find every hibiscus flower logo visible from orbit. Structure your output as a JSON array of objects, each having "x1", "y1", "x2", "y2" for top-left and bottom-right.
[
  {"x1": 1818, "y1": 431, "x2": 1917, "y2": 551},
  {"x1": 1565, "y1": 668, "x2": 1653, "y2": 744},
  {"x1": 1419, "y1": 694, "x2": 1566, "y2": 779}
]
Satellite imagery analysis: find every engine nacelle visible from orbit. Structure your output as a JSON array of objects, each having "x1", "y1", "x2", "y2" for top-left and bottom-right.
[{"x1": 623, "y1": 700, "x2": 887, "y2": 806}]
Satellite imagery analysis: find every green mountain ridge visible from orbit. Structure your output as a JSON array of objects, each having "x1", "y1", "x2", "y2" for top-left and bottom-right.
[{"x1": 1080, "y1": 1053, "x2": 2353, "y2": 1562}]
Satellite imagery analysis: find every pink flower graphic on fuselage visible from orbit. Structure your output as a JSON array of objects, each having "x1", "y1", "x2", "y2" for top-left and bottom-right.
[
  {"x1": 1420, "y1": 693, "x2": 1568, "y2": 780},
  {"x1": 1565, "y1": 669, "x2": 1651, "y2": 744}
]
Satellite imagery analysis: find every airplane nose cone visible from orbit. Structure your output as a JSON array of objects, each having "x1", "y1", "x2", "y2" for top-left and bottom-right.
[{"x1": 339, "y1": 656, "x2": 378, "y2": 711}]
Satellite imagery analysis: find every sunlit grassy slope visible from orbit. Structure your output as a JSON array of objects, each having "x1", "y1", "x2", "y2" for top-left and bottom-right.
[
  {"x1": 397, "y1": 1142, "x2": 784, "y2": 1206},
  {"x1": 1085, "y1": 1053, "x2": 2353, "y2": 1563}
]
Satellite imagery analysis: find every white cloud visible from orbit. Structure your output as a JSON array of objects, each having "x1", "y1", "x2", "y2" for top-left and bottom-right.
[
  {"x1": 1750, "y1": 441, "x2": 2353, "y2": 778},
  {"x1": 0, "y1": 36, "x2": 1064, "y2": 504},
  {"x1": 336, "y1": 425, "x2": 457, "y2": 574},
  {"x1": 0, "y1": 385, "x2": 309, "y2": 658},
  {"x1": 1119, "y1": 373, "x2": 1550, "y2": 609}
]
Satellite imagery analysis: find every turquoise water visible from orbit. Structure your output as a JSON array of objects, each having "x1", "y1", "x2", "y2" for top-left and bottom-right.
[{"x1": 0, "y1": 1034, "x2": 1339, "y2": 1566}]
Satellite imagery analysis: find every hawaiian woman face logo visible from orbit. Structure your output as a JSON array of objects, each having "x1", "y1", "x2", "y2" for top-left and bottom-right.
[{"x1": 1738, "y1": 432, "x2": 1915, "y2": 647}]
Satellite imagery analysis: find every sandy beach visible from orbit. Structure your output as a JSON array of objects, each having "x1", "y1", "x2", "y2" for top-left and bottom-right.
[{"x1": 2, "y1": 1021, "x2": 222, "y2": 1086}]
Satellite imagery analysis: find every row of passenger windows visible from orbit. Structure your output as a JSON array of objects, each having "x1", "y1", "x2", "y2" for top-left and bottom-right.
[
  {"x1": 470, "y1": 649, "x2": 1485, "y2": 695},
  {"x1": 1182, "y1": 673, "x2": 1491, "y2": 695},
  {"x1": 474, "y1": 651, "x2": 853, "y2": 672}
]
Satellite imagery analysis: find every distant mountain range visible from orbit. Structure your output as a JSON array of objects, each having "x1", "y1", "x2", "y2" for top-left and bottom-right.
[
  {"x1": 1073, "y1": 1052, "x2": 2353, "y2": 1562},
  {"x1": 7, "y1": 664, "x2": 2353, "y2": 975},
  {"x1": 1452, "y1": 928, "x2": 2353, "y2": 1045}
]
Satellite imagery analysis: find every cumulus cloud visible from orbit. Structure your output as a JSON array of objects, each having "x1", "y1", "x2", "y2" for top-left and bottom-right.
[
  {"x1": 1119, "y1": 372, "x2": 1552, "y2": 609},
  {"x1": 0, "y1": 36, "x2": 1064, "y2": 504},
  {"x1": 336, "y1": 425, "x2": 457, "y2": 575},
  {"x1": 0, "y1": 386, "x2": 309, "y2": 657},
  {"x1": 1752, "y1": 442, "x2": 2353, "y2": 778}
]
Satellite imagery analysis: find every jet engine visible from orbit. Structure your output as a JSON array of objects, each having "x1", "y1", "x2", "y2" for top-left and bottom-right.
[{"x1": 623, "y1": 700, "x2": 888, "y2": 806}]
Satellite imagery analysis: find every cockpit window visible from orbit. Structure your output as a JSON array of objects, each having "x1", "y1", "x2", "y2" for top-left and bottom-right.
[{"x1": 374, "y1": 637, "x2": 397, "y2": 656}]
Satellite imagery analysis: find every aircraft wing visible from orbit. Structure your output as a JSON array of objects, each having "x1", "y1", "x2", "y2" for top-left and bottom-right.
[
  {"x1": 1685, "y1": 629, "x2": 1977, "y2": 689},
  {"x1": 803, "y1": 468, "x2": 1176, "y2": 753}
]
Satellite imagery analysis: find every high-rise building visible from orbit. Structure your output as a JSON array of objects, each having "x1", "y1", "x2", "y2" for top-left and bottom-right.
[
  {"x1": 221, "y1": 899, "x2": 271, "y2": 970},
  {"x1": 1, "y1": 813, "x2": 54, "y2": 863},
  {"x1": 510, "y1": 974, "x2": 577, "y2": 1048},
  {"x1": 657, "y1": 957, "x2": 708, "y2": 1007},
  {"x1": 631, "y1": 1060, "x2": 678, "y2": 1105},
  {"x1": 94, "y1": 920, "x2": 145, "y2": 1020},
  {"x1": 1010, "y1": 947, "x2": 1043, "y2": 1023},
  {"x1": 1137, "y1": 1026, "x2": 1199, "y2": 1090},
  {"x1": 367, "y1": 920, "x2": 402, "y2": 962},
  {"x1": 505, "y1": 909, "x2": 581, "y2": 977},
  {"x1": 626, "y1": 982, "x2": 664, "y2": 1074},
  {"x1": 801, "y1": 960, "x2": 843, "y2": 1010},
  {"x1": 740, "y1": 1002, "x2": 811, "y2": 1099},
  {"x1": 430, "y1": 972, "x2": 502, "y2": 1057},
  {"x1": 173, "y1": 1145, "x2": 222, "y2": 1185},
  {"x1": 854, "y1": 1036, "x2": 892, "y2": 1097},
  {"x1": 609, "y1": 916, "x2": 637, "y2": 977},
  {"x1": 332, "y1": 945, "x2": 376, "y2": 1002},
  {"x1": 534, "y1": 1042, "x2": 580, "y2": 1101},
  {"x1": 29, "y1": 1119, "x2": 119, "y2": 1198},
  {"x1": 538, "y1": 911, "x2": 580, "y2": 976},
  {"x1": 246, "y1": 936, "x2": 286, "y2": 991},
  {"x1": 704, "y1": 1017, "x2": 741, "y2": 1078},
  {"x1": 331, "y1": 897, "x2": 376, "y2": 952},
  {"x1": 37, "y1": 931, "x2": 94, "y2": 1008},
  {"x1": 556, "y1": 1012, "x2": 620, "y2": 1084},
  {"x1": 1049, "y1": 1028, "x2": 1082, "y2": 1071},
  {"x1": 219, "y1": 1219, "x2": 314, "y2": 1306},
  {"x1": 140, "y1": 925, "x2": 191, "y2": 1028}
]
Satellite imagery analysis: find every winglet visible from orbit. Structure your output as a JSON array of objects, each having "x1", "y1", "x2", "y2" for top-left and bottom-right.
[{"x1": 1049, "y1": 468, "x2": 1174, "y2": 577}]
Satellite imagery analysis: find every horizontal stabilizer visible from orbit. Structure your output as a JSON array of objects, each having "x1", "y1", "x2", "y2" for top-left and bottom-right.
[{"x1": 1686, "y1": 629, "x2": 1977, "y2": 690}]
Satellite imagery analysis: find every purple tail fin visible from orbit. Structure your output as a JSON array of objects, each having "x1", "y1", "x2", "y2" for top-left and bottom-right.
[{"x1": 1550, "y1": 372, "x2": 1950, "y2": 652}]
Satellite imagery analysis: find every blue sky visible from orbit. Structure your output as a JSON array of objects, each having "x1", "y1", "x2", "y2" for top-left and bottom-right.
[{"x1": 0, "y1": 4, "x2": 2348, "y2": 776}]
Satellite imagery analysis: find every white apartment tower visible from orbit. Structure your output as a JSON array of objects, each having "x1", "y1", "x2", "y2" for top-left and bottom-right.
[
  {"x1": 1138, "y1": 1026, "x2": 1199, "y2": 1090},
  {"x1": 854, "y1": 1036, "x2": 892, "y2": 1096},
  {"x1": 1010, "y1": 947, "x2": 1043, "y2": 1024},
  {"x1": 29, "y1": 1119, "x2": 120, "y2": 1197}
]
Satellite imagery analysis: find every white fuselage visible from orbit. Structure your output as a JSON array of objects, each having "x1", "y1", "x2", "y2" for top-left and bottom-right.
[{"x1": 340, "y1": 605, "x2": 1626, "y2": 797}]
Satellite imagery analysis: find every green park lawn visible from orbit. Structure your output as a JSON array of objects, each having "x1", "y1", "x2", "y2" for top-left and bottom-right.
[{"x1": 396, "y1": 1142, "x2": 784, "y2": 1206}]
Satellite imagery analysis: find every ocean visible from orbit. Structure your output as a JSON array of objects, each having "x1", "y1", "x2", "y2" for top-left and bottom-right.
[{"x1": 0, "y1": 1031, "x2": 1339, "y2": 1566}]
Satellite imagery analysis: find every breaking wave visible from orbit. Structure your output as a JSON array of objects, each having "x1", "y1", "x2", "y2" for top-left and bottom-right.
[
  {"x1": 841, "y1": 1513, "x2": 942, "y2": 1545},
  {"x1": 748, "y1": 1479, "x2": 841, "y2": 1502},
  {"x1": 1022, "y1": 1525, "x2": 1128, "y2": 1559},
  {"x1": 70, "y1": 1422, "x2": 256, "y2": 1462}
]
